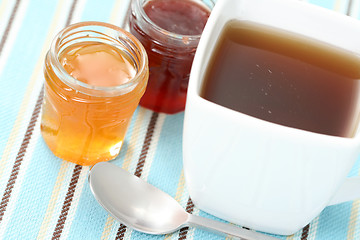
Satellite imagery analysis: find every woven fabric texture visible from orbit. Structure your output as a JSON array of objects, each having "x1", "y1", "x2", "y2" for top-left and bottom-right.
[{"x1": 0, "y1": 0, "x2": 360, "y2": 239}]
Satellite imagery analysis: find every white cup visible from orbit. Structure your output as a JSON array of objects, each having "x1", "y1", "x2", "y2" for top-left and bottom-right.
[{"x1": 183, "y1": 0, "x2": 360, "y2": 235}]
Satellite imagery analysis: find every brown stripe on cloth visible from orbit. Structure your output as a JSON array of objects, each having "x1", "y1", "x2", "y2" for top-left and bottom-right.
[
  {"x1": 178, "y1": 198, "x2": 195, "y2": 240},
  {"x1": 115, "y1": 111, "x2": 159, "y2": 240},
  {"x1": 346, "y1": 0, "x2": 354, "y2": 16},
  {"x1": 65, "y1": 0, "x2": 78, "y2": 27},
  {"x1": 0, "y1": 0, "x2": 21, "y2": 55},
  {"x1": 0, "y1": 0, "x2": 78, "y2": 225},
  {"x1": 52, "y1": 164, "x2": 82, "y2": 240},
  {"x1": 0, "y1": 86, "x2": 44, "y2": 223},
  {"x1": 113, "y1": 4, "x2": 134, "y2": 239},
  {"x1": 300, "y1": 224, "x2": 310, "y2": 240},
  {"x1": 47, "y1": 0, "x2": 84, "y2": 239}
]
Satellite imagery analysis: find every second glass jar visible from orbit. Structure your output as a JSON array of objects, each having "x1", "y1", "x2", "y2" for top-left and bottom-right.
[{"x1": 129, "y1": 0, "x2": 214, "y2": 114}]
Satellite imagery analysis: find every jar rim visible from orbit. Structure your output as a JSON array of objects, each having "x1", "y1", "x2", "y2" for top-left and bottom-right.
[
  {"x1": 48, "y1": 21, "x2": 148, "y2": 95},
  {"x1": 134, "y1": 0, "x2": 214, "y2": 42}
]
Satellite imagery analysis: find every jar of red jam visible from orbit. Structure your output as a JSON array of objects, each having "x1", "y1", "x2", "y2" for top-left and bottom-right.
[{"x1": 129, "y1": 0, "x2": 213, "y2": 114}]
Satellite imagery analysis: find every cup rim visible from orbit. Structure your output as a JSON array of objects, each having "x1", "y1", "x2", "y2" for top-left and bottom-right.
[{"x1": 187, "y1": 0, "x2": 360, "y2": 142}]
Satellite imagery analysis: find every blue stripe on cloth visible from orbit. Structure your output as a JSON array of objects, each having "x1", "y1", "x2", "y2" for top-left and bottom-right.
[
  {"x1": 2, "y1": 138, "x2": 63, "y2": 239},
  {"x1": 67, "y1": 108, "x2": 149, "y2": 240},
  {"x1": 0, "y1": 0, "x2": 57, "y2": 157},
  {"x1": 67, "y1": 174, "x2": 109, "y2": 240},
  {"x1": 121, "y1": 108, "x2": 154, "y2": 175},
  {"x1": 130, "y1": 230, "x2": 165, "y2": 240},
  {"x1": 80, "y1": 0, "x2": 117, "y2": 22},
  {"x1": 347, "y1": 156, "x2": 360, "y2": 177},
  {"x1": 308, "y1": 0, "x2": 336, "y2": 9},
  {"x1": 130, "y1": 113, "x2": 185, "y2": 240},
  {"x1": 114, "y1": 107, "x2": 140, "y2": 161},
  {"x1": 112, "y1": 106, "x2": 141, "y2": 166},
  {"x1": 193, "y1": 211, "x2": 227, "y2": 240},
  {"x1": 67, "y1": 109, "x2": 142, "y2": 240},
  {"x1": 354, "y1": 0, "x2": 360, "y2": 19},
  {"x1": 146, "y1": 112, "x2": 184, "y2": 197},
  {"x1": 314, "y1": 202, "x2": 353, "y2": 239},
  {"x1": 65, "y1": 1, "x2": 123, "y2": 238},
  {"x1": 1, "y1": 0, "x2": 360, "y2": 240}
]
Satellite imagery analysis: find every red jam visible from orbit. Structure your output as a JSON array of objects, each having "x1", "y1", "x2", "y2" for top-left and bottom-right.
[
  {"x1": 144, "y1": 0, "x2": 210, "y2": 35},
  {"x1": 129, "y1": 0, "x2": 211, "y2": 114}
]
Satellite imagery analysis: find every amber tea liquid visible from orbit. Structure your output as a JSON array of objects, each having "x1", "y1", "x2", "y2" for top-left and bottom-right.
[{"x1": 201, "y1": 21, "x2": 360, "y2": 137}]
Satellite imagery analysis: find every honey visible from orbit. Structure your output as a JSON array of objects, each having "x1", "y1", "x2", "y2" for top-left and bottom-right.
[
  {"x1": 61, "y1": 42, "x2": 136, "y2": 87},
  {"x1": 41, "y1": 22, "x2": 148, "y2": 166}
]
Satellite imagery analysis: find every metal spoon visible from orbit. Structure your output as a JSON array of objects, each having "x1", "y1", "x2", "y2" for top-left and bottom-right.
[{"x1": 88, "y1": 162, "x2": 280, "y2": 240}]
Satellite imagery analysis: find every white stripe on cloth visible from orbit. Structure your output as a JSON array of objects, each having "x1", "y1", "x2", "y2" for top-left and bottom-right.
[
  {"x1": 122, "y1": 110, "x2": 166, "y2": 240},
  {"x1": 0, "y1": 0, "x2": 29, "y2": 75},
  {"x1": 102, "y1": 110, "x2": 167, "y2": 239},
  {"x1": 348, "y1": 200, "x2": 360, "y2": 240},
  {"x1": 60, "y1": 166, "x2": 90, "y2": 239},
  {"x1": 345, "y1": 0, "x2": 360, "y2": 238},
  {"x1": 49, "y1": 2, "x2": 89, "y2": 239},
  {"x1": 36, "y1": 161, "x2": 74, "y2": 240},
  {"x1": 186, "y1": 208, "x2": 200, "y2": 240},
  {"x1": 0, "y1": 1, "x2": 14, "y2": 37},
  {"x1": 127, "y1": 109, "x2": 154, "y2": 175},
  {"x1": 69, "y1": 0, "x2": 87, "y2": 24},
  {"x1": 334, "y1": 0, "x2": 350, "y2": 13},
  {"x1": 114, "y1": 108, "x2": 166, "y2": 239},
  {"x1": 122, "y1": 108, "x2": 148, "y2": 172},
  {"x1": 174, "y1": 174, "x2": 191, "y2": 240},
  {"x1": 125, "y1": 112, "x2": 165, "y2": 240},
  {"x1": 33, "y1": 0, "x2": 89, "y2": 237},
  {"x1": 307, "y1": 216, "x2": 319, "y2": 240},
  {"x1": 163, "y1": 171, "x2": 189, "y2": 240},
  {"x1": 0, "y1": 115, "x2": 42, "y2": 237},
  {"x1": 100, "y1": 108, "x2": 148, "y2": 239},
  {"x1": 0, "y1": 0, "x2": 31, "y2": 198},
  {"x1": 0, "y1": 0, "x2": 77, "y2": 237},
  {"x1": 140, "y1": 113, "x2": 166, "y2": 181},
  {"x1": 348, "y1": 0, "x2": 360, "y2": 18},
  {"x1": 0, "y1": 0, "x2": 73, "y2": 198},
  {"x1": 108, "y1": 0, "x2": 131, "y2": 27}
]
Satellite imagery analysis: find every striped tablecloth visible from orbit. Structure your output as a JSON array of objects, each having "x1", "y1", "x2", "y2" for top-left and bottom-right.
[{"x1": 0, "y1": 0, "x2": 360, "y2": 239}]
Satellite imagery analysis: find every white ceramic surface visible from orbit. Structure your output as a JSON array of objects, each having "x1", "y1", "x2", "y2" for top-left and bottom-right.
[{"x1": 183, "y1": 0, "x2": 360, "y2": 235}]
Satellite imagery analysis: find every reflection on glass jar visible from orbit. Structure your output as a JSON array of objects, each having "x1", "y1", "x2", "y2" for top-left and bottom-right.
[
  {"x1": 41, "y1": 22, "x2": 148, "y2": 166},
  {"x1": 129, "y1": 0, "x2": 214, "y2": 114}
]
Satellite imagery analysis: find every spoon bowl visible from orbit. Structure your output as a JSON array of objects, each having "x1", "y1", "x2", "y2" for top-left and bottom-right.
[
  {"x1": 88, "y1": 162, "x2": 279, "y2": 240},
  {"x1": 89, "y1": 161, "x2": 187, "y2": 234}
]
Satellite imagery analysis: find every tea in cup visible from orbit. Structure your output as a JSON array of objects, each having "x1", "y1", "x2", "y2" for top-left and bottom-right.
[{"x1": 183, "y1": 0, "x2": 360, "y2": 235}]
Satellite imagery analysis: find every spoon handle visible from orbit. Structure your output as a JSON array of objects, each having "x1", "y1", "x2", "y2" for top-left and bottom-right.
[{"x1": 186, "y1": 214, "x2": 280, "y2": 240}]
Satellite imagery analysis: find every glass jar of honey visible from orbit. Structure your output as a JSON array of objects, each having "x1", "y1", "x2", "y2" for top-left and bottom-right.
[
  {"x1": 129, "y1": 0, "x2": 213, "y2": 114},
  {"x1": 41, "y1": 22, "x2": 148, "y2": 166}
]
